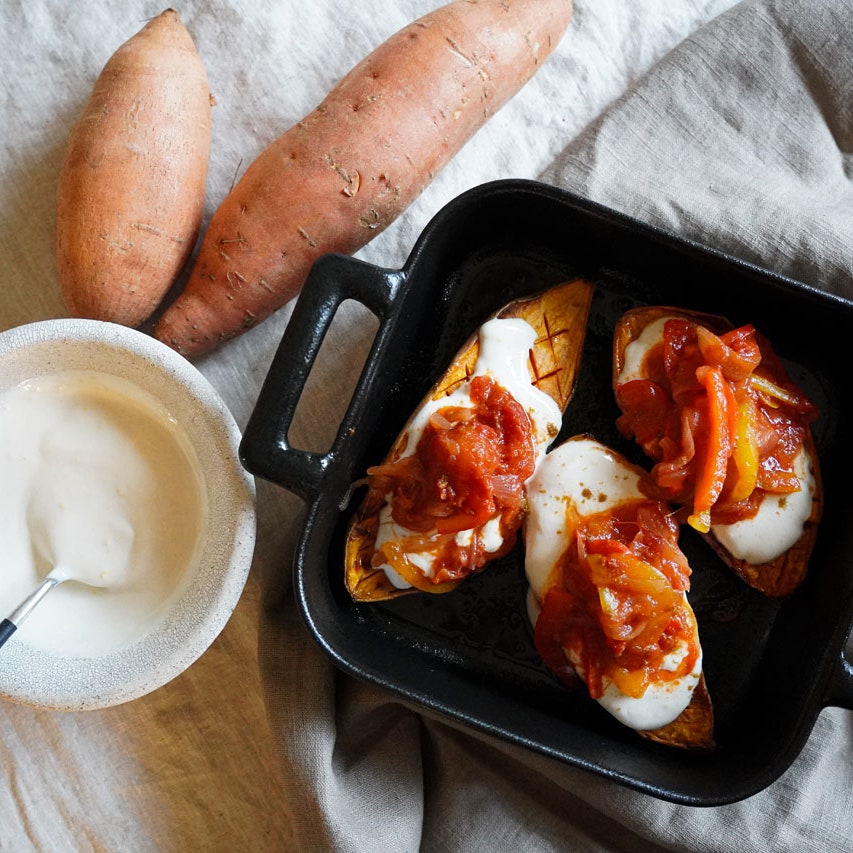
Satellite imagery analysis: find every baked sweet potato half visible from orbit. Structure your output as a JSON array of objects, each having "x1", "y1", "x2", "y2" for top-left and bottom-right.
[
  {"x1": 612, "y1": 306, "x2": 822, "y2": 598},
  {"x1": 344, "y1": 278, "x2": 595, "y2": 602},
  {"x1": 524, "y1": 435, "x2": 714, "y2": 749}
]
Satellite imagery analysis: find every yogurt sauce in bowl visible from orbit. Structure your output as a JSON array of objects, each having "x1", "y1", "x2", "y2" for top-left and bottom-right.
[
  {"x1": 0, "y1": 319, "x2": 256, "y2": 711},
  {"x1": 0, "y1": 369, "x2": 208, "y2": 657}
]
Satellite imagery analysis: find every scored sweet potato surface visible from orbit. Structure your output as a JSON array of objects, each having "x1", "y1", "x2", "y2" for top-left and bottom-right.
[{"x1": 344, "y1": 277, "x2": 595, "y2": 602}]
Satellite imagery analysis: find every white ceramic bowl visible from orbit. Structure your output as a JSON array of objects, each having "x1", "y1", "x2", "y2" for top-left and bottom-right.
[{"x1": 0, "y1": 319, "x2": 256, "y2": 710}]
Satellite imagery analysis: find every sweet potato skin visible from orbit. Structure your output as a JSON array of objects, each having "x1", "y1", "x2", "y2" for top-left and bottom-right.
[
  {"x1": 154, "y1": 0, "x2": 574, "y2": 355},
  {"x1": 701, "y1": 429, "x2": 822, "y2": 597},
  {"x1": 56, "y1": 9, "x2": 212, "y2": 328}
]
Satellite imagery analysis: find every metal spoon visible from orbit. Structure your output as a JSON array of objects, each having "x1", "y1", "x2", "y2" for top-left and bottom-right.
[
  {"x1": 1, "y1": 479, "x2": 135, "y2": 650},
  {"x1": 0, "y1": 567, "x2": 82, "y2": 649}
]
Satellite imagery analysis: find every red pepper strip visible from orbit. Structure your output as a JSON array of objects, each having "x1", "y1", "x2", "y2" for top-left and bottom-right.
[{"x1": 689, "y1": 364, "x2": 735, "y2": 532}]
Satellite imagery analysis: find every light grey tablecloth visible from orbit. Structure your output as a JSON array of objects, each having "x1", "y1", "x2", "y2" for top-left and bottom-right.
[{"x1": 1, "y1": 1, "x2": 852, "y2": 850}]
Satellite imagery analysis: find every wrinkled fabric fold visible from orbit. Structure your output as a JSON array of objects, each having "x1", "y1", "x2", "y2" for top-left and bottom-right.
[{"x1": 543, "y1": 0, "x2": 853, "y2": 296}]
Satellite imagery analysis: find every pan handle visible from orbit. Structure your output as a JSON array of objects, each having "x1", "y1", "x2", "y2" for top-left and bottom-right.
[
  {"x1": 825, "y1": 641, "x2": 853, "y2": 712},
  {"x1": 821, "y1": 611, "x2": 853, "y2": 711},
  {"x1": 240, "y1": 252, "x2": 402, "y2": 502}
]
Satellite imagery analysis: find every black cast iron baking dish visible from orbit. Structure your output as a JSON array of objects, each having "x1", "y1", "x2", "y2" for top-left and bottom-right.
[{"x1": 240, "y1": 178, "x2": 853, "y2": 806}]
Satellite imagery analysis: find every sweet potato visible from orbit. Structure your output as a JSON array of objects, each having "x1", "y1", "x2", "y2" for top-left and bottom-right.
[
  {"x1": 56, "y1": 9, "x2": 212, "y2": 328},
  {"x1": 154, "y1": 0, "x2": 574, "y2": 355},
  {"x1": 344, "y1": 278, "x2": 594, "y2": 602},
  {"x1": 524, "y1": 434, "x2": 714, "y2": 749}
]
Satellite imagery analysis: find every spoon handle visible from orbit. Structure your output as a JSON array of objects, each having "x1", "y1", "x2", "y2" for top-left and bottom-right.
[
  {"x1": 0, "y1": 576, "x2": 63, "y2": 650},
  {"x1": 0, "y1": 619, "x2": 16, "y2": 648}
]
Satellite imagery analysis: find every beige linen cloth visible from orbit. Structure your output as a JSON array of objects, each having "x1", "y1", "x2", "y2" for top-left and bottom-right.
[{"x1": 1, "y1": 0, "x2": 852, "y2": 850}]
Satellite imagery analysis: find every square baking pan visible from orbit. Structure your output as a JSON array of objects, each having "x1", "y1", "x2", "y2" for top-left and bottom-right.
[{"x1": 240, "y1": 178, "x2": 853, "y2": 806}]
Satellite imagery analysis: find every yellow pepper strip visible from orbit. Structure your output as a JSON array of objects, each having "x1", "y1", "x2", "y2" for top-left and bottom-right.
[
  {"x1": 728, "y1": 396, "x2": 760, "y2": 503},
  {"x1": 750, "y1": 373, "x2": 799, "y2": 408}
]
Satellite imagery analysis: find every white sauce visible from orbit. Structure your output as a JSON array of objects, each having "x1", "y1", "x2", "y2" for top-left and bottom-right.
[
  {"x1": 524, "y1": 437, "x2": 701, "y2": 731},
  {"x1": 375, "y1": 318, "x2": 563, "y2": 588},
  {"x1": 596, "y1": 671, "x2": 700, "y2": 731},
  {"x1": 0, "y1": 370, "x2": 208, "y2": 657},
  {"x1": 712, "y1": 447, "x2": 815, "y2": 564},
  {"x1": 524, "y1": 438, "x2": 643, "y2": 603},
  {"x1": 618, "y1": 316, "x2": 670, "y2": 384},
  {"x1": 617, "y1": 314, "x2": 815, "y2": 563}
]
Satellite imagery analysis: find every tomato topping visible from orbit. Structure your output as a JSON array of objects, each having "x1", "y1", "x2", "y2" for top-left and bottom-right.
[
  {"x1": 615, "y1": 380, "x2": 670, "y2": 456},
  {"x1": 534, "y1": 501, "x2": 698, "y2": 700},
  {"x1": 367, "y1": 374, "x2": 536, "y2": 584},
  {"x1": 533, "y1": 587, "x2": 584, "y2": 687},
  {"x1": 616, "y1": 318, "x2": 817, "y2": 530}
]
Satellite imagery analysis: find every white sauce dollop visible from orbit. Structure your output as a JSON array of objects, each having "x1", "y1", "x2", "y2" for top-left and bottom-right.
[
  {"x1": 375, "y1": 318, "x2": 563, "y2": 587},
  {"x1": 0, "y1": 370, "x2": 208, "y2": 657},
  {"x1": 524, "y1": 438, "x2": 701, "y2": 731},
  {"x1": 618, "y1": 316, "x2": 670, "y2": 384},
  {"x1": 712, "y1": 447, "x2": 815, "y2": 564},
  {"x1": 524, "y1": 438, "x2": 643, "y2": 603}
]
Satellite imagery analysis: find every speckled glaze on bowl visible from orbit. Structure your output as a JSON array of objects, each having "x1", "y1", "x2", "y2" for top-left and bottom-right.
[{"x1": 0, "y1": 319, "x2": 256, "y2": 711}]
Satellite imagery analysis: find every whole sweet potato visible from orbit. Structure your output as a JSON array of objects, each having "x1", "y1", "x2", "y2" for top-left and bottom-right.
[
  {"x1": 56, "y1": 9, "x2": 212, "y2": 328},
  {"x1": 155, "y1": 0, "x2": 573, "y2": 355}
]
